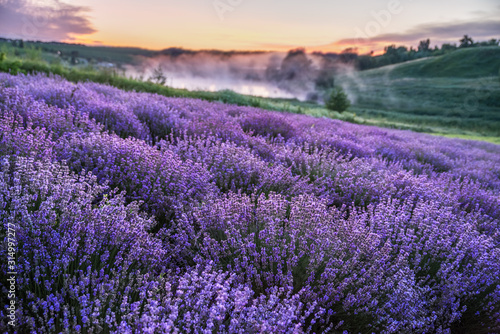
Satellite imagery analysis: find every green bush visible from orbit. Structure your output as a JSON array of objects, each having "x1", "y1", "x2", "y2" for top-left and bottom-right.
[
  {"x1": 0, "y1": 52, "x2": 5, "y2": 62},
  {"x1": 25, "y1": 46, "x2": 42, "y2": 61},
  {"x1": 325, "y1": 87, "x2": 351, "y2": 112},
  {"x1": 0, "y1": 59, "x2": 23, "y2": 74}
]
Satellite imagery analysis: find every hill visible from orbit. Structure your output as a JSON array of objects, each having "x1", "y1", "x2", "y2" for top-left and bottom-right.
[
  {"x1": 340, "y1": 46, "x2": 500, "y2": 138},
  {"x1": 388, "y1": 46, "x2": 500, "y2": 78}
]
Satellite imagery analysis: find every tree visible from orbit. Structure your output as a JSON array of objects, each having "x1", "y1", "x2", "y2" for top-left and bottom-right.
[
  {"x1": 325, "y1": 87, "x2": 350, "y2": 113},
  {"x1": 26, "y1": 46, "x2": 42, "y2": 61},
  {"x1": 441, "y1": 43, "x2": 457, "y2": 52},
  {"x1": 459, "y1": 35, "x2": 474, "y2": 48},
  {"x1": 314, "y1": 71, "x2": 335, "y2": 91},
  {"x1": 418, "y1": 39, "x2": 430, "y2": 53},
  {"x1": 488, "y1": 39, "x2": 499, "y2": 46},
  {"x1": 267, "y1": 48, "x2": 314, "y2": 92},
  {"x1": 356, "y1": 55, "x2": 375, "y2": 70},
  {"x1": 339, "y1": 48, "x2": 358, "y2": 63},
  {"x1": 149, "y1": 65, "x2": 167, "y2": 85},
  {"x1": 280, "y1": 48, "x2": 312, "y2": 80},
  {"x1": 70, "y1": 50, "x2": 79, "y2": 65},
  {"x1": 383, "y1": 45, "x2": 409, "y2": 64}
]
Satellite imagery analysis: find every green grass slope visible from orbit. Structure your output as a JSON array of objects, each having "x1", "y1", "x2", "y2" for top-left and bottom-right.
[
  {"x1": 389, "y1": 46, "x2": 500, "y2": 78},
  {"x1": 341, "y1": 47, "x2": 500, "y2": 138}
]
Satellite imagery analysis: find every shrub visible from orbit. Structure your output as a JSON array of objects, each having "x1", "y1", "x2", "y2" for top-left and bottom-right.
[
  {"x1": 325, "y1": 87, "x2": 351, "y2": 112},
  {"x1": 240, "y1": 112, "x2": 297, "y2": 140}
]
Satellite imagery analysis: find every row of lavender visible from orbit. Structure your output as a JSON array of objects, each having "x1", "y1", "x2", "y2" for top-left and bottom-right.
[{"x1": 0, "y1": 73, "x2": 499, "y2": 333}]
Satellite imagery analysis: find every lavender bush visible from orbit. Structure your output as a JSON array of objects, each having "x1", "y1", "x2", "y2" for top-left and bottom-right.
[{"x1": 0, "y1": 72, "x2": 499, "y2": 333}]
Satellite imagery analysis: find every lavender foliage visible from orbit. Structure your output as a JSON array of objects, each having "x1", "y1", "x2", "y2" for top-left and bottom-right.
[{"x1": 0, "y1": 72, "x2": 499, "y2": 333}]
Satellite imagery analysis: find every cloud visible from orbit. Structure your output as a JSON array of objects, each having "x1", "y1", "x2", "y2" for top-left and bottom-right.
[
  {"x1": 327, "y1": 19, "x2": 500, "y2": 51},
  {"x1": 0, "y1": 0, "x2": 96, "y2": 41}
]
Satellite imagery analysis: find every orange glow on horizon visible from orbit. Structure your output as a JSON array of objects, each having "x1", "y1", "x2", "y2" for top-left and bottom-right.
[
  {"x1": 51, "y1": 0, "x2": 498, "y2": 56},
  {"x1": 2, "y1": 0, "x2": 497, "y2": 57},
  {"x1": 62, "y1": 33, "x2": 392, "y2": 55}
]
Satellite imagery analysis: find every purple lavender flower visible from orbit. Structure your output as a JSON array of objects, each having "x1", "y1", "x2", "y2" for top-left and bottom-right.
[{"x1": 1, "y1": 72, "x2": 499, "y2": 333}]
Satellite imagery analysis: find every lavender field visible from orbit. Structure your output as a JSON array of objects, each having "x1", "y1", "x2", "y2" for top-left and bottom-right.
[{"x1": 0, "y1": 72, "x2": 499, "y2": 333}]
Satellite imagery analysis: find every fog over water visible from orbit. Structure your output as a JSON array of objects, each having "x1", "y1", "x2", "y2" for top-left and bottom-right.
[{"x1": 124, "y1": 49, "x2": 348, "y2": 101}]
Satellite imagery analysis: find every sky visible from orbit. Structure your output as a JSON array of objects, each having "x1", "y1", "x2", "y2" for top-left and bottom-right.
[{"x1": 1, "y1": 0, "x2": 499, "y2": 53}]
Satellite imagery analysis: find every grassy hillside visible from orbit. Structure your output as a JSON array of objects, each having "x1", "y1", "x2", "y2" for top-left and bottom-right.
[
  {"x1": 0, "y1": 39, "x2": 154, "y2": 64},
  {"x1": 389, "y1": 46, "x2": 500, "y2": 78},
  {"x1": 340, "y1": 46, "x2": 500, "y2": 138}
]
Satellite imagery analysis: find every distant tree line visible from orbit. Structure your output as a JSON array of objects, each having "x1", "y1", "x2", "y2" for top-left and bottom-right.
[{"x1": 331, "y1": 36, "x2": 499, "y2": 71}]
